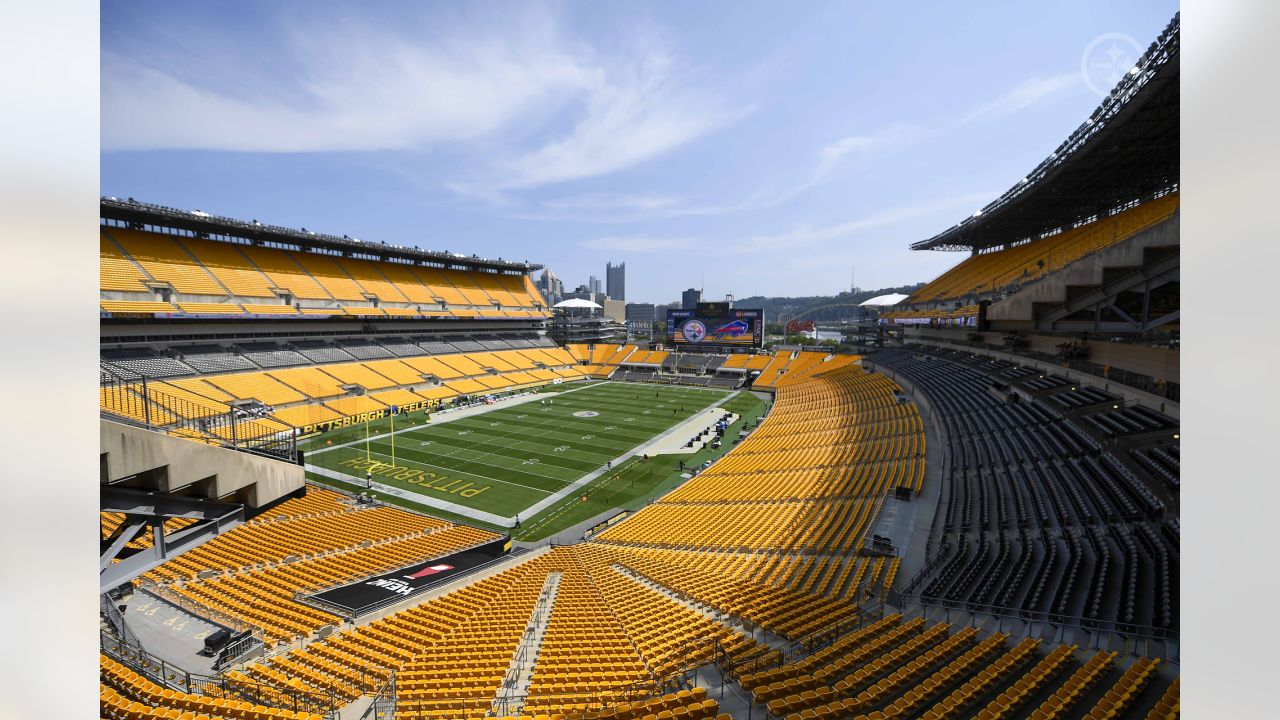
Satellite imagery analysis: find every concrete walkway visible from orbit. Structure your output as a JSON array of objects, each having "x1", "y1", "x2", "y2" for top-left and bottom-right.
[
  {"x1": 868, "y1": 363, "x2": 948, "y2": 591},
  {"x1": 644, "y1": 406, "x2": 739, "y2": 455},
  {"x1": 123, "y1": 591, "x2": 227, "y2": 675}
]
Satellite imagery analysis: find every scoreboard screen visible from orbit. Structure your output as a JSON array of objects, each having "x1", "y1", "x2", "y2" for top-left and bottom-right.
[{"x1": 667, "y1": 308, "x2": 763, "y2": 348}]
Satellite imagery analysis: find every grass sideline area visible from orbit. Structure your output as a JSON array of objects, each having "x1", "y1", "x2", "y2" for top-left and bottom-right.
[
  {"x1": 511, "y1": 391, "x2": 768, "y2": 541},
  {"x1": 300, "y1": 381, "x2": 741, "y2": 528}
]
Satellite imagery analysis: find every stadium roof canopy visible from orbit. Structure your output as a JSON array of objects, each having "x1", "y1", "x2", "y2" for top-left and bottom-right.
[
  {"x1": 553, "y1": 298, "x2": 602, "y2": 309},
  {"x1": 912, "y1": 13, "x2": 1179, "y2": 253},
  {"x1": 860, "y1": 293, "x2": 910, "y2": 307},
  {"x1": 100, "y1": 197, "x2": 543, "y2": 273}
]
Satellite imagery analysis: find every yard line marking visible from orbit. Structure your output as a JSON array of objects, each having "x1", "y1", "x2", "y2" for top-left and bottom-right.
[
  {"x1": 355, "y1": 448, "x2": 557, "y2": 495},
  {"x1": 365, "y1": 439, "x2": 580, "y2": 485}
]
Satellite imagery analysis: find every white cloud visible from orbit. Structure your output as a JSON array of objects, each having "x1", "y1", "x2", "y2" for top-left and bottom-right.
[
  {"x1": 761, "y1": 123, "x2": 924, "y2": 207},
  {"x1": 820, "y1": 135, "x2": 876, "y2": 162},
  {"x1": 101, "y1": 5, "x2": 741, "y2": 172},
  {"x1": 578, "y1": 235, "x2": 696, "y2": 252},
  {"x1": 476, "y1": 50, "x2": 747, "y2": 190},
  {"x1": 102, "y1": 22, "x2": 592, "y2": 153},
  {"x1": 962, "y1": 73, "x2": 1080, "y2": 123},
  {"x1": 524, "y1": 123, "x2": 921, "y2": 223},
  {"x1": 741, "y1": 191, "x2": 999, "y2": 253},
  {"x1": 543, "y1": 193, "x2": 683, "y2": 212}
]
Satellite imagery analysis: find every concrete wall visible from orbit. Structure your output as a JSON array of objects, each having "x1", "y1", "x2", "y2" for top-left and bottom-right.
[
  {"x1": 101, "y1": 420, "x2": 304, "y2": 508},
  {"x1": 100, "y1": 317, "x2": 544, "y2": 347},
  {"x1": 988, "y1": 213, "x2": 1179, "y2": 323},
  {"x1": 603, "y1": 299, "x2": 626, "y2": 324}
]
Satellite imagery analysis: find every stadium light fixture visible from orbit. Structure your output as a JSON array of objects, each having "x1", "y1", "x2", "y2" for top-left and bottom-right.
[{"x1": 1173, "y1": 434, "x2": 1179, "y2": 440}]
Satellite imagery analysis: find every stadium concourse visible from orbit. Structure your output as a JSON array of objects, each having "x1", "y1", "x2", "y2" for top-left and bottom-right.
[{"x1": 100, "y1": 17, "x2": 1180, "y2": 720}]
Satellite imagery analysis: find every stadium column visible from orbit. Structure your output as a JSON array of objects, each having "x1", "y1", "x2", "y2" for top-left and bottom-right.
[
  {"x1": 365, "y1": 415, "x2": 371, "y2": 462},
  {"x1": 391, "y1": 410, "x2": 396, "y2": 469}
]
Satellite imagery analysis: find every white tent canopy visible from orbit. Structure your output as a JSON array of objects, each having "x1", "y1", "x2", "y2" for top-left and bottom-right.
[
  {"x1": 553, "y1": 298, "x2": 602, "y2": 309},
  {"x1": 859, "y1": 293, "x2": 909, "y2": 307}
]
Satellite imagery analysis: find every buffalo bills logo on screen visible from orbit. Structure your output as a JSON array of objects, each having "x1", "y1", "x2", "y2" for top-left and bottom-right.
[
  {"x1": 681, "y1": 319, "x2": 708, "y2": 343},
  {"x1": 710, "y1": 320, "x2": 750, "y2": 339}
]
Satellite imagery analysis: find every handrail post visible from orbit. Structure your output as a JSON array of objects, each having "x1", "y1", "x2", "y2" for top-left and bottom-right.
[{"x1": 142, "y1": 376, "x2": 152, "y2": 428}]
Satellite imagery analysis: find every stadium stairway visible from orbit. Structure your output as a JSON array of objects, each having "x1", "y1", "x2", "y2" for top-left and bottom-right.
[{"x1": 491, "y1": 571, "x2": 564, "y2": 716}]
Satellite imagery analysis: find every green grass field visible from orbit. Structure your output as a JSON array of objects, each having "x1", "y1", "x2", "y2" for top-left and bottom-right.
[{"x1": 300, "y1": 382, "x2": 757, "y2": 538}]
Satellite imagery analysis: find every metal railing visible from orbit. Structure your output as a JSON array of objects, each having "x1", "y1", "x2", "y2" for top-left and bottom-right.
[
  {"x1": 135, "y1": 585, "x2": 267, "y2": 652},
  {"x1": 897, "y1": 593, "x2": 1178, "y2": 658},
  {"x1": 360, "y1": 673, "x2": 398, "y2": 720},
  {"x1": 100, "y1": 367, "x2": 299, "y2": 461},
  {"x1": 100, "y1": 629, "x2": 341, "y2": 718},
  {"x1": 100, "y1": 593, "x2": 143, "y2": 649},
  {"x1": 392, "y1": 675, "x2": 689, "y2": 720}
]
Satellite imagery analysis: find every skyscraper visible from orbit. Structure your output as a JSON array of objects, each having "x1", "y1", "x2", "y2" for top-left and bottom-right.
[
  {"x1": 589, "y1": 276, "x2": 602, "y2": 294},
  {"x1": 606, "y1": 262, "x2": 625, "y2": 301},
  {"x1": 535, "y1": 268, "x2": 563, "y2": 306},
  {"x1": 681, "y1": 288, "x2": 701, "y2": 309}
]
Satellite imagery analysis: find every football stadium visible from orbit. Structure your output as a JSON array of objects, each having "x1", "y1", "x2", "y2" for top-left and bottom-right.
[{"x1": 96, "y1": 11, "x2": 1181, "y2": 720}]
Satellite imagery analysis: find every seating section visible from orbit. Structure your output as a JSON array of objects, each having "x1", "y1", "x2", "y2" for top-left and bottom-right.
[
  {"x1": 137, "y1": 488, "x2": 499, "y2": 648},
  {"x1": 100, "y1": 227, "x2": 550, "y2": 319},
  {"x1": 565, "y1": 343, "x2": 772, "y2": 388},
  {"x1": 873, "y1": 347, "x2": 1178, "y2": 632},
  {"x1": 907, "y1": 193, "x2": 1179, "y2": 303},
  {"x1": 101, "y1": 358, "x2": 1178, "y2": 719},
  {"x1": 235, "y1": 545, "x2": 774, "y2": 719},
  {"x1": 101, "y1": 513, "x2": 198, "y2": 551},
  {"x1": 101, "y1": 348, "x2": 197, "y2": 379},
  {"x1": 101, "y1": 346, "x2": 589, "y2": 445},
  {"x1": 110, "y1": 229, "x2": 227, "y2": 295},
  {"x1": 100, "y1": 654, "x2": 328, "y2": 720},
  {"x1": 880, "y1": 304, "x2": 979, "y2": 326},
  {"x1": 596, "y1": 361, "x2": 921, "y2": 554}
]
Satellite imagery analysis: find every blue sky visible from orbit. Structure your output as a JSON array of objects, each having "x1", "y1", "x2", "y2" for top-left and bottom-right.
[{"x1": 101, "y1": 0, "x2": 1178, "y2": 304}]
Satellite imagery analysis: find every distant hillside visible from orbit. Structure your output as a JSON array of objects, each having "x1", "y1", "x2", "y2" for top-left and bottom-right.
[{"x1": 734, "y1": 284, "x2": 924, "y2": 322}]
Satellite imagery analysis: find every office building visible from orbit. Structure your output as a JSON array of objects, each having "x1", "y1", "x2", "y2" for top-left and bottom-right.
[{"x1": 606, "y1": 262, "x2": 625, "y2": 301}]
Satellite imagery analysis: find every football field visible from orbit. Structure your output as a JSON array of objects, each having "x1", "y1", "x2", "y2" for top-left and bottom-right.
[{"x1": 301, "y1": 381, "x2": 739, "y2": 528}]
